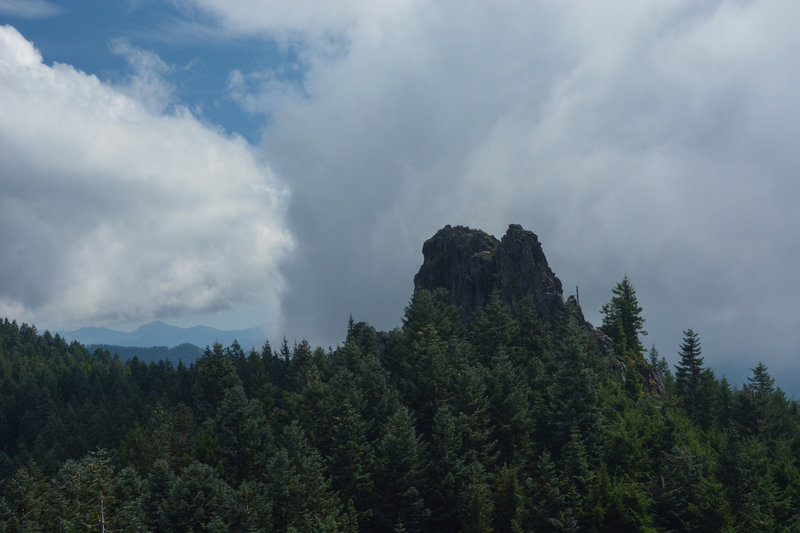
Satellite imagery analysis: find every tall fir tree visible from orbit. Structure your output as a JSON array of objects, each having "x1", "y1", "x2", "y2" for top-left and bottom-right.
[
  {"x1": 674, "y1": 329, "x2": 707, "y2": 425},
  {"x1": 600, "y1": 276, "x2": 647, "y2": 359},
  {"x1": 747, "y1": 362, "x2": 776, "y2": 436}
]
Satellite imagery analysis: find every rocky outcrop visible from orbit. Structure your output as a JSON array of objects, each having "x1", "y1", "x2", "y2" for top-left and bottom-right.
[
  {"x1": 414, "y1": 224, "x2": 565, "y2": 324},
  {"x1": 413, "y1": 224, "x2": 663, "y2": 394},
  {"x1": 412, "y1": 225, "x2": 501, "y2": 319},
  {"x1": 495, "y1": 224, "x2": 565, "y2": 323}
]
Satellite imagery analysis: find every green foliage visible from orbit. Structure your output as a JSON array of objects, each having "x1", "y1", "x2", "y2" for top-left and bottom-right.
[
  {"x1": 2, "y1": 276, "x2": 800, "y2": 531},
  {"x1": 675, "y1": 328, "x2": 714, "y2": 427},
  {"x1": 374, "y1": 406, "x2": 430, "y2": 531},
  {"x1": 193, "y1": 342, "x2": 242, "y2": 419},
  {"x1": 600, "y1": 276, "x2": 647, "y2": 358}
]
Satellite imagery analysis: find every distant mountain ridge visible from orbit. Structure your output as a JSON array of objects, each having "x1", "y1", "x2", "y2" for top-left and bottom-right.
[{"x1": 60, "y1": 320, "x2": 267, "y2": 351}]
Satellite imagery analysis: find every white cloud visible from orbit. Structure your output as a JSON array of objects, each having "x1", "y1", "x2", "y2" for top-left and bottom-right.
[
  {"x1": 227, "y1": 67, "x2": 305, "y2": 116},
  {"x1": 187, "y1": 0, "x2": 412, "y2": 41},
  {"x1": 0, "y1": 0, "x2": 61, "y2": 19},
  {"x1": 110, "y1": 39, "x2": 175, "y2": 113},
  {"x1": 0, "y1": 25, "x2": 293, "y2": 331}
]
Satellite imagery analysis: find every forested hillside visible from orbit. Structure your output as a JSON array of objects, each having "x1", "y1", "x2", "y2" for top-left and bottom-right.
[
  {"x1": 1, "y1": 282, "x2": 799, "y2": 531},
  {"x1": 86, "y1": 343, "x2": 204, "y2": 365}
]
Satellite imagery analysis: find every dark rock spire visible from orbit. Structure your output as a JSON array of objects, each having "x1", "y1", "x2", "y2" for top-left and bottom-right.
[{"x1": 413, "y1": 224, "x2": 566, "y2": 324}]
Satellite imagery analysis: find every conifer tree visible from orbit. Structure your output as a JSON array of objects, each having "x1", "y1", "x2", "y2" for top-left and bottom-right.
[
  {"x1": 470, "y1": 290, "x2": 519, "y2": 366},
  {"x1": 287, "y1": 340, "x2": 313, "y2": 392},
  {"x1": 193, "y1": 342, "x2": 241, "y2": 420},
  {"x1": 747, "y1": 362, "x2": 776, "y2": 435},
  {"x1": 487, "y1": 348, "x2": 534, "y2": 466},
  {"x1": 166, "y1": 462, "x2": 236, "y2": 530},
  {"x1": 675, "y1": 329, "x2": 705, "y2": 423},
  {"x1": 748, "y1": 362, "x2": 775, "y2": 399},
  {"x1": 516, "y1": 450, "x2": 578, "y2": 532},
  {"x1": 111, "y1": 467, "x2": 148, "y2": 532},
  {"x1": 326, "y1": 396, "x2": 375, "y2": 525},
  {"x1": 648, "y1": 345, "x2": 671, "y2": 384},
  {"x1": 551, "y1": 307, "x2": 601, "y2": 450},
  {"x1": 214, "y1": 383, "x2": 272, "y2": 483},
  {"x1": 600, "y1": 276, "x2": 647, "y2": 358},
  {"x1": 374, "y1": 407, "x2": 430, "y2": 532}
]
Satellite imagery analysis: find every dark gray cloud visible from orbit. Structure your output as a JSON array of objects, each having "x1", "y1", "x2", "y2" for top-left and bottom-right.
[{"x1": 198, "y1": 1, "x2": 800, "y2": 391}]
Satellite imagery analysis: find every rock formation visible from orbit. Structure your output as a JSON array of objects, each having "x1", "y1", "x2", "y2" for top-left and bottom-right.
[
  {"x1": 413, "y1": 224, "x2": 663, "y2": 394},
  {"x1": 414, "y1": 224, "x2": 566, "y2": 324}
]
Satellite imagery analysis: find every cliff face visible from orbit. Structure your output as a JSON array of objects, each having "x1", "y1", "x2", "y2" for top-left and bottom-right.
[
  {"x1": 414, "y1": 224, "x2": 565, "y2": 324},
  {"x1": 412, "y1": 225, "x2": 501, "y2": 318}
]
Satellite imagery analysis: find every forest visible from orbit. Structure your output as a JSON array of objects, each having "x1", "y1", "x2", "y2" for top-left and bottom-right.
[{"x1": 1, "y1": 280, "x2": 799, "y2": 532}]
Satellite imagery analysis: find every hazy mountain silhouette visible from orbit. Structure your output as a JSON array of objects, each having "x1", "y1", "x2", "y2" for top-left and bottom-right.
[{"x1": 60, "y1": 321, "x2": 267, "y2": 351}]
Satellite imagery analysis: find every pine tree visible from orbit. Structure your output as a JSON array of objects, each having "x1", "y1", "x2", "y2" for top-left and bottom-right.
[
  {"x1": 470, "y1": 290, "x2": 519, "y2": 366},
  {"x1": 292, "y1": 365, "x2": 336, "y2": 454},
  {"x1": 562, "y1": 426, "x2": 594, "y2": 528},
  {"x1": 192, "y1": 342, "x2": 241, "y2": 420},
  {"x1": 374, "y1": 407, "x2": 430, "y2": 532},
  {"x1": 166, "y1": 462, "x2": 237, "y2": 530},
  {"x1": 143, "y1": 458, "x2": 176, "y2": 529},
  {"x1": 648, "y1": 345, "x2": 671, "y2": 382},
  {"x1": 214, "y1": 383, "x2": 272, "y2": 482},
  {"x1": 600, "y1": 276, "x2": 647, "y2": 358},
  {"x1": 656, "y1": 444, "x2": 729, "y2": 532},
  {"x1": 288, "y1": 340, "x2": 313, "y2": 392},
  {"x1": 111, "y1": 467, "x2": 148, "y2": 532},
  {"x1": 516, "y1": 451, "x2": 578, "y2": 532},
  {"x1": 5, "y1": 461, "x2": 55, "y2": 530},
  {"x1": 55, "y1": 449, "x2": 118, "y2": 532},
  {"x1": 326, "y1": 392, "x2": 376, "y2": 525},
  {"x1": 748, "y1": 362, "x2": 775, "y2": 399},
  {"x1": 674, "y1": 329, "x2": 705, "y2": 424},
  {"x1": 747, "y1": 362, "x2": 776, "y2": 436},
  {"x1": 487, "y1": 348, "x2": 534, "y2": 467},
  {"x1": 550, "y1": 308, "x2": 601, "y2": 451}
]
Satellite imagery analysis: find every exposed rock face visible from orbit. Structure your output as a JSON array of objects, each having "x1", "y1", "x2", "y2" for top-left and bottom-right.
[
  {"x1": 495, "y1": 224, "x2": 564, "y2": 323},
  {"x1": 414, "y1": 224, "x2": 566, "y2": 324},
  {"x1": 413, "y1": 225, "x2": 501, "y2": 318}
]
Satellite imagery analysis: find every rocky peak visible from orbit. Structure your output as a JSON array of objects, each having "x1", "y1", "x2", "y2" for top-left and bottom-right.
[
  {"x1": 413, "y1": 223, "x2": 664, "y2": 395},
  {"x1": 414, "y1": 224, "x2": 566, "y2": 324},
  {"x1": 495, "y1": 224, "x2": 564, "y2": 323}
]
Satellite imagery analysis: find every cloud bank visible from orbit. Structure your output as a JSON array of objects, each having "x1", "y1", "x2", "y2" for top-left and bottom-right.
[
  {"x1": 187, "y1": 1, "x2": 800, "y2": 387},
  {"x1": 4, "y1": 0, "x2": 800, "y2": 391},
  {"x1": 0, "y1": 25, "x2": 292, "y2": 330}
]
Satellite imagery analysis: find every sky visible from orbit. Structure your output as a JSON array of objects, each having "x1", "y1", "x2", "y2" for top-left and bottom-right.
[{"x1": 2, "y1": 0, "x2": 800, "y2": 392}]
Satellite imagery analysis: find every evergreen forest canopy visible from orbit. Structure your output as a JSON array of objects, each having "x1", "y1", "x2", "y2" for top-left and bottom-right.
[{"x1": 2, "y1": 276, "x2": 800, "y2": 530}]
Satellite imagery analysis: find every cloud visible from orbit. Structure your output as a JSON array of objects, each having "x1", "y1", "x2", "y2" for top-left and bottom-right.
[
  {"x1": 110, "y1": 39, "x2": 175, "y2": 113},
  {"x1": 180, "y1": 1, "x2": 800, "y2": 391},
  {"x1": 187, "y1": 0, "x2": 410, "y2": 42},
  {"x1": 0, "y1": 0, "x2": 61, "y2": 19},
  {"x1": 227, "y1": 66, "x2": 306, "y2": 117},
  {"x1": 0, "y1": 25, "x2": 293, "y2": 331}
]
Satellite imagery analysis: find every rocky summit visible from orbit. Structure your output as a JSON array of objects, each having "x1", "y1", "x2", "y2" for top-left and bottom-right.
[{"x1": 414, "y1": 224, "x2": 566, "y2": 324}]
